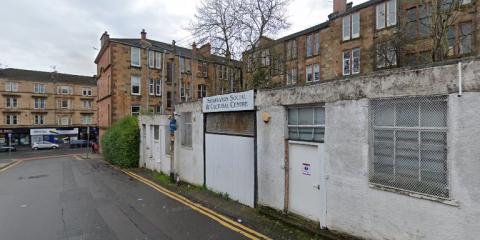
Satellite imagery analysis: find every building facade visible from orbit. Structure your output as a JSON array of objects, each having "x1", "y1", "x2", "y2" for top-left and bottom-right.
[
  {"x1": 94, "y1": 30, "x2": 242, "y2": 141},
  {"x1": 243, "y1": 0, "x2": 479, "y2": 88},
  {"x1": 0, "y1": 68, "x2": 97, "y2": 146}
]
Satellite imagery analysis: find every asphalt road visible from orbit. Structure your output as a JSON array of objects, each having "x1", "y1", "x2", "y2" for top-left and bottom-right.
[
  {"x1": 0, "y1": 147, "x2": 88, "y2": 163},
  {"x1": 0, "y1": 155, "x2": 248, "y2": 240}
]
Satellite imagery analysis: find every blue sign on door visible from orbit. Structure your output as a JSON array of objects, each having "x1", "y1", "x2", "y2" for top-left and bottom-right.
[{"x1": 169, "y1": 119, "x2": 177, "y2": 132}]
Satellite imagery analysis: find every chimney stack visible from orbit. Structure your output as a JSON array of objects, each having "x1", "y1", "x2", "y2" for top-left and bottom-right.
[
  {"x1": 333, "y1": 0, "x2": 347, "y2": 13},
  {"x1": 100, "y1": 31, "x2": 110, "y2": 48},
  {"x1": 198, "y1": 43, "x2": 211, "y2": 56},
  {"x1": 141, "y1": 29, "x2": 147, "y2": 40}
]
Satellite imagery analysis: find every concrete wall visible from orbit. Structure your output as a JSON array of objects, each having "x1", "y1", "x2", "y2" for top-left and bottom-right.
[
  {"x1": 255, "y1": 60, "x2": 480, "y2": 240},
  {"x1": 174, "y1": 101, "x2": 204, "y2": 186}
]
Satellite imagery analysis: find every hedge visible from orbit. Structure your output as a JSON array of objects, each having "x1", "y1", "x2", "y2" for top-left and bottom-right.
[{"x1": 101, "y1": 116, "x2": 140, "y2": 168}]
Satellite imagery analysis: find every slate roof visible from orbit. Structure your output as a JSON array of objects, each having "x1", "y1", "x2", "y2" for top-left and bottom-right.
[
  {"x1": 109, "y1": 38, "x2": 242, "y2": 67},
  {"x1": 0, "y1": 68, "x2": 96, "y2": 86}
]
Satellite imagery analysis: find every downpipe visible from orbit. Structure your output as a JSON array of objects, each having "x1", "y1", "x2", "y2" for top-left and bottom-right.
[{"x1": 458, "y1": 62, "x2": 463, "y2": 97}]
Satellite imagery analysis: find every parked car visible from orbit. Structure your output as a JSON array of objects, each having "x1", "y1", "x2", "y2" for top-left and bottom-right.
[
  {"x1": 70, "y1": 140, "x2": 88, "y2": 148},
  {"x1": 32, "y1": 141, "x2": 59, "y2": 150},
  {"x1": 0, "y1": 144, "x2": 16, "y2": 152}
]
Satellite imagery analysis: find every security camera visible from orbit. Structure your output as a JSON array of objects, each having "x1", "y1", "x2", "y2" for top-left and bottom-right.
[{"x1": 173, "y1": 111, "x2": 182, "y2": 117}]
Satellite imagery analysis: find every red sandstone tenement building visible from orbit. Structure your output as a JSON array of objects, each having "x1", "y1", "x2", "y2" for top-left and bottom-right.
[
  {"x1": 94, "y1": 30, "x2": 242, "y2": 140},
  {"x1": 243, "y1": 0, "x2": 479, "y2": 89}
]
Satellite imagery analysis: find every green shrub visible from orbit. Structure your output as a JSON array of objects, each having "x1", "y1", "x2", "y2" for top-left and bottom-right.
[{"x1": 101, "y1": 116, "x2": 140, "y2": 168}]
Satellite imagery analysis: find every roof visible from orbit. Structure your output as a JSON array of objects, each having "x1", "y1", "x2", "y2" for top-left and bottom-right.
[
  {"x1": 108, "y1": 38, "x2": 241, "y2": 67},
  {"x1": 0, "y1": 68, "x2": 96, "y2": 86}
]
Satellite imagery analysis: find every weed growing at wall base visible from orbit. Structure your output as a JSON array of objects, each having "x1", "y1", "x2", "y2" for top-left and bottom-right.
[{"x1": 101, "y1": 116, "x2": 140, "y2": 168}]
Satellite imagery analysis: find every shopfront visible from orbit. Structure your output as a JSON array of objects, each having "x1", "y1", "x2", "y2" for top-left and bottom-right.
[
  {"x1": 0, "y1": 128, "x2": 30, "y2": 146},
  {"x1": 30, "y1": 128, "x2": 79, "y2": 145}
]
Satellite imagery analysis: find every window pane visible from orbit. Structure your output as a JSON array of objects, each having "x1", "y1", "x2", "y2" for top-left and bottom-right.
[
  {"x1": 299, "y1": 108, "x2": 314, "y2": 125},
  {"x1": 314, "y1": 107, "x2": 325, "y2": 125},
  {"x1": 314, "y1": 128, "x2": 325, "y2": 142},
  {"x1": 420, "y1": 101, "x2": 447, "y2": 127},
  {"x1": 298, "y1": 127, "x2": 314, "y2": 141},
  {"x1": 373, "y1": 130, "x2": 394, "y2": 176},
  {"x1": 387, "y1": 0, "x2": 397, "y2": 26},
  {"x1": 343, "y1": 51, "x2": 351, "y2": 75},
  {"x1": 352, "y1": 12, "x2": 360, "y2": 38},
  {"x1": 460, "y1": 22, "x2": 472, "y2": 54},
  {"x1": 343, "y1": 16, "x2": 350, "y2": 40},
  {"x1": 288, "y1": 108, "x2": 298, "y2": 125},
  {"x1": 376, "y1": 3, "x2": 385, "y2": 29},
  {"x1": 352, "y1": 48, "x2": 360, "y2": 74},
  {"x1": 288, "y1": 127, "x2": 299, "y2": 140},
  {"x1": 395, "y1": 130, "x2": 419, "y2": 179},
  {"x1": 374, "y1": 102, "x2": 394, "y2": 126},
  {"x1": 396, "y1": 102, "x2": 419, "y2": 127}
]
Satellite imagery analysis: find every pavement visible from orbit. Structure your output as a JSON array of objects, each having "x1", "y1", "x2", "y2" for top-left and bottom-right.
[{"x1": 0, "y1": 154, "x2": 251, "y2": 240}]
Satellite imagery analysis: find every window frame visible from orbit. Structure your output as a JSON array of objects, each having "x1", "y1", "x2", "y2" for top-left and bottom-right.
[
  {"x1": 131, "y1": 75, "x2": 141, "y2": 95},
  {"x1": 148, "y1": 50, "x2": 155, "y2": 68},
  {"x1": 34, "y1": 98, "x2": 46, "y2": 109},
  {"x1": 306, "y1": 64, "x2": 313, "y2": 83},
  {"x1": 6, "y1": 97, "x2": 18, "y2": 108},
  {"x1": 181, "y1": 113, "x2": 192, "y2": 147},
  {"x1": 287, "y1": 105, "x2": 325, "y2": 143},
  {"x1": 155, "y1": 80, "x2": 162, "y2": 96},
  {"x1": 131, "y1": 105, "x2": 141, "y2": 116},
  {"x1": 131, "y1": 47, "x2": 141, "y2": 67},
  {"x1": 149, "y1": 79, "x2": 155, "y2": 96}
]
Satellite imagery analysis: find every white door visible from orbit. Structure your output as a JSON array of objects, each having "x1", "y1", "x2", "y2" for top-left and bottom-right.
[{"x1": 288, "y1": 141, "x2": 326, "y2": 227}]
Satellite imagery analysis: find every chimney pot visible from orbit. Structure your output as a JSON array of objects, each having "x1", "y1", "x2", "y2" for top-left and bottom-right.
[
  {"x1": 141, "y1": 29, "x2": 147, "y2": 40},
  {"x1": 100, "y1": 31, "x2": 110, "y2": 48}
]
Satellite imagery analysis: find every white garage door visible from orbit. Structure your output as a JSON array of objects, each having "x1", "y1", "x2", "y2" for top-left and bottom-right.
[{"x1": 205, "y1": 111, "x2": 256, "y2": 207}]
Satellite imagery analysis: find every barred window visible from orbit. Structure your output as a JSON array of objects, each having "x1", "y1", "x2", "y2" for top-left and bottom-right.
[
  {"x1": 181, "y1": 113, "x2": 192, "y2": 147},
  {"x1": 370, "y1": 96, "x2": 448, "y2": 198},
  {"x1": 288, "y1": 106, "x2": 325, "y2": 143}
]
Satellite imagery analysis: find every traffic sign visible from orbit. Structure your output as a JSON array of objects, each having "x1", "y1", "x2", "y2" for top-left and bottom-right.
[{"x1": 169, "y1": 119, "x2": 177, "y2": 132}]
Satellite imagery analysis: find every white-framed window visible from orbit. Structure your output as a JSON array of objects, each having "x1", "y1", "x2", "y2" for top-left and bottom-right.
[
  {"x1": 5, "y1": 114, "x2": 18, "y2": 125},
  {"x1": 155, "y1": 52, "x2": 162, "y2": 69},
  {"x1": 57, "y1": 86, "x2": 72, "y2": 95},
  {"x1": 34, "y1": 98, "x2": 46, "y2": 109},
  {"x1": 82, "y1": 100, "x2": 92, "y2": 109},
  {"x1": 5, "y1": 81, "x2": 18, "y2": 92},
  {"x1": 287, "y1": 68, "x2": 297, "y2": 85},
  {"x1": 34, "y1": 83, "x2": 46, "y2": 93},
  {"x1": 148, "y1": 50, "x2": 155, "y2": 68},
  {"x1": 131, "y1": 47, "x2": 141, "y2": 67},
  {"x1": 155, "y1": 80, "x2": 162, "y2": 96},
  {"x1": 131, "y1": 105, "x2": 141, "y2": 116},
  {"x1": 58, "y1": 116, "x2": 71, "y2": 126},
  {"x1": 197, "y1": 84, "x2": 207, "y2": 98},
  {"x1": 261, "y1": 49, "x2": 270, "y2": 66},
  {"x1": 343, "y1": 12, "x2": 360, "y2": 41},
  {"x1": 313, "y1": 64, "x2": 320, "y2": 82},
  {"x1": 180, "y1": 57, "x2": 186, "y2": 73},
  {"x1": 370, "y1": 96, "x2": 448, "y2": 198},
  {"x1": 131, "y1": 75, "x2": 141, "y2": 95},
  {"x1": 82, "y1": 88, "x2": 92, "y2": 96},
  {"x1": 306, "y1": 35, "x2": 313, "y2": 57},
  {"x1": 34, "y1": 114, "x2": 45, "y2": 125},
  {"x1": 81, "y1": 115, "x2": 92, "y2": 125},
  {"x1": 352, "y1": 48, "x2": 361, "y2": 74},
  {"x1": 288, "y1": 105, "x2": 325, "y2": 142},
  {"x1": 149, "y1": 79, "x2": 155, "y2": 95},
  {"x1": 181, "y1": 112, "x2": 192, "y2": 147},
  {"x1": 6, "y1": 97, "x2": 17, "y2": 108},
  {"x1": 343, "y1": 51, "x2": 351, "y2": 76},
  {"x1": 343, "y1": 48, "x2": 360, "y2": 75},
  {"x1": 306, "y1": 65, "x2": 313, "y2": 82},
  {"x1": 314, "y1": 32, "x2": 320, "y2": 55},
  {"x1": 376, "y1": 0, "x2": 397, "y2": 30},
  {"x1": 59, "y1": 99, "x2": 71, "y2": 109}
]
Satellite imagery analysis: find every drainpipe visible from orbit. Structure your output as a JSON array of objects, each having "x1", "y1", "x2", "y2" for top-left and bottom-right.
[{"x1": 458, "y1": 62, "x2": 462, "y2": 97}]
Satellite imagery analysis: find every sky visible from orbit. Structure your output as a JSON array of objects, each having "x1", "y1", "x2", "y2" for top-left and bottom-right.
[{"x1": 0, "y1": 0, "x2": 368, "y2": 76}]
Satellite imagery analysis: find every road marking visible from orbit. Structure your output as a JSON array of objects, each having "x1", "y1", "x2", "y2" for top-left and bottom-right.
[
  {"x1": 12, "y1": 153, "x2": 79, "y2": 162},
  {"x1": 122, "y1": 169, "x2": 272, "y2": 240},
  {"x1": 0, "y1": 160, "x2": 23, "y2": 173},
  {"x1": 73, "y1": 155, "x2": 82, "y2": 161}
]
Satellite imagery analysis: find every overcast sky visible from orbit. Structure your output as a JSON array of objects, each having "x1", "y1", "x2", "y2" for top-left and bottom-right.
[{"x1": 0, "y1": 0, "x2": 367, "y2": 76}]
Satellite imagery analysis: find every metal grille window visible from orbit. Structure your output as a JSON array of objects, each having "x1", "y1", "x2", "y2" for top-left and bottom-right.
[
  {"x1": 370, "y1": 96, "x2": 448, "y2": 198},
  {"x1": 181, "y1": 113, "x2": 192, "y2": 147},
  {"x1": 288, "y1": 106, "x2": 325, "y2": 143}
]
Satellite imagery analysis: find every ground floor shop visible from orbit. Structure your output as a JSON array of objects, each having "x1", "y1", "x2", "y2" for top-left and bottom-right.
[{"x1": 0, "y1": 126, "x2": 98, "y2": 146}]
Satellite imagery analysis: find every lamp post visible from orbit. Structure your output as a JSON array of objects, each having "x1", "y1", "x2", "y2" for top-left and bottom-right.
[{"x1": 169, "y1": 40, "x2": 177, "y2": 182}]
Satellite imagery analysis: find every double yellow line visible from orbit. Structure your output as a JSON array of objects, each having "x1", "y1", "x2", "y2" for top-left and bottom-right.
[
  {"x1": 122, "y1": 169, "x2": 272, "y2": 240},
  {"x1": 0, "y1": 160, "x2": 23, "y2": 173}
]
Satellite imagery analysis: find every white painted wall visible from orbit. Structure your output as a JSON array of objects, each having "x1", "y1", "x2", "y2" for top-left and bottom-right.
[
  {"x1": 139, "y1": 115, "x2": 171, "y2": 175},
  {"x1": 174, "y1": 101, "x2": 204, "y2": 186},
  {"x1": 255, "y1": 94, "x2": 480, "y2": 240}
]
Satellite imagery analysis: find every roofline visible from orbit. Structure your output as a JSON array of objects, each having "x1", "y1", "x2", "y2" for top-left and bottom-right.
[{"x1": 0, "y1": 68, "x2": 95, "y2": 85}]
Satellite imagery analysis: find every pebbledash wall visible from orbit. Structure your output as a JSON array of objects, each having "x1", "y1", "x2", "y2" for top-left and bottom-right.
[
  {"x1": 140, "y1": 58, "x2": 480, "y2": 240},
  {"x1": 255, "y1": 58, "x2": 480, "y2": 240}
]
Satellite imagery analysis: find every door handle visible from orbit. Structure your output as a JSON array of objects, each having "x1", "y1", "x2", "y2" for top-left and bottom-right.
[{"x1": 313, "y1": 184, "x2": 320, "y2": 190}]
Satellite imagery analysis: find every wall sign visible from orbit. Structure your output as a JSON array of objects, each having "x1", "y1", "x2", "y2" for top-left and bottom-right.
[
  {"x1": 30, "y1": 128, "x2": 79, "y2": 136},
  {"x1": 302, "y1": 163, "x2": 311, "y2": 176},
  {"x1": 202, "y1": 90, "x2": 254, "y2": 113}
]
